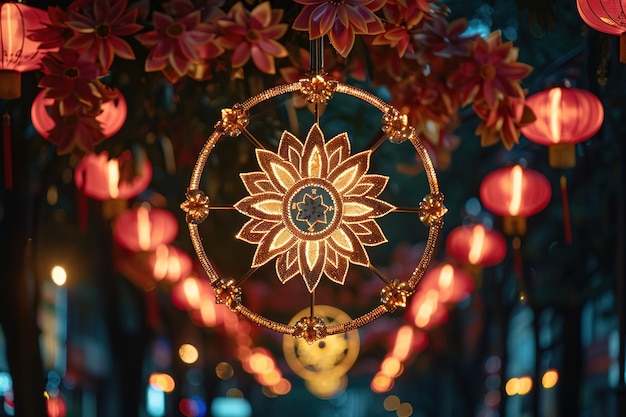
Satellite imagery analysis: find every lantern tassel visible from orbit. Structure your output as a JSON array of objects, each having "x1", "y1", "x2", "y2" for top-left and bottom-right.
[
  {"x1": 77, "y1": 169, "x2": 88, "y2": 233},
  {"x1": 512, "y1": 236, "x2": 523, "y2": 280},
  {"x1": 560, "y1": 175, "x2": 572, "y2": 244},
  {"x1": 3, "y1": 111, "x2": 12, "y2": 189}
]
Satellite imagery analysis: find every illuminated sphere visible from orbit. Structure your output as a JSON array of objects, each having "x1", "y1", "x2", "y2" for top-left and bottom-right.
[
  {"x1": 113, "y1": 206, "x2": 178, "y2": 252},
  {"x1": 522, "y1": 87, "x2": 603, "y2": 167},
  {"x1": 479, "y1": 165, "x2": 551, "y2": 235},
  {"x1": 0, "y1": 3, "x2": 51, "y2": 99},
  {"x1": 446, "y1": 224, "x2": 507, "y2": 267}
]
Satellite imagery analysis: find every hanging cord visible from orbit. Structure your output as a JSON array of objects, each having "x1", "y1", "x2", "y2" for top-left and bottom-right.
[
  {"x1": 560, "y1": 175, "x2": 572, "y2": 244},
  {"x1": 3, "y1": 111, "x2": 12, "y2": 189}
]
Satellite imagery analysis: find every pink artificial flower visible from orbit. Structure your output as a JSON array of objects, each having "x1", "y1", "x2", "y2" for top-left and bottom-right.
[
  {"x1": 219, "y1": 2, "x2": 288, "y2": 75},
  {"x1": 135, "y1": 9, "x2": 215, "y2": 82},
  {"x1": 38, "y1": 49, "x2": 102, "y2": 116},
  {"x1": 64, "y1": 0, "x2": 143, "y2": 71},
  {"x1": 448, "y1": 30, "x2": 533, "y2": 109},
  {"x1": 293, "y1": 0, "x2": 385, "y2": 57}
]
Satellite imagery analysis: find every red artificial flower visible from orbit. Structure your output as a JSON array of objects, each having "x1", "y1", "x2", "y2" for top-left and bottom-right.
[
  {"x1": 293, "y1": 0, "x2": 385, "y2": 57},
  {"x1": 135, "y1": 9, "x2": 215, "y2": 83},
  {"x1": 219, "y1": 2, "x2": 288, "y2": 75},
  {"x1": 38, "y1": 49, "x2": 102, "y2": 116},
  {"x1": 28, "y1": 6, "x2": 73, "y2": 50},
  {"x1": 372, "y1": 26, "x2": 414, "y2": 57},
  {"x1": 64, "y1": 0, "x2": 143, "y2": 71},
  {"x1": 381, "y1": 0, "x2": 433, "y2": 30},
  {"x1": 45, "y1": 110, "x2": 105, "y2": 155},
  {"x1": 413, "y1": 14, "x2": 476, "y2": 60},
  {"x1": 448, "y1": 30, "x2": 533, "y2": 109},
  {"x1": 473, "y1": 96, "x2": 535, "y2": 149}
]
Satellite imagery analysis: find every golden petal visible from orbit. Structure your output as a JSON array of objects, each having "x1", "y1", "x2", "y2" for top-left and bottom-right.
[
  {"x1": 343, "y1": 197, "x2": 395, "y2": 221},
  {"x1": 346, "y1": 220, "x2": 388, "y2": 246},
  {"x1": 235, "y1": 218, "x2": 274, "y2": 244},
  {"x1": 234, "y1": 194, "x2": 283, "y2": 221},
  {"x1": 328, "y1": 226, "x2": 370, "y2": 266},
  {"x1": 252, "y1": 223, "x2": 297, "y2": 267},
  {"x1": 276, "y1": 246, "x2": 299, "y2": 284},
  {"x1": 240, "y1": 172, "x2": 277, "y2": 194},
  {"x1": 347, "y1": 174, "x2": 389, "y2": 197},
  {"x1": 325, "y1": 132, "x2": 351, "y2": 167},
  {"x1": 256, "y1": 149, "x2": 301, "y2": 191},
  {"x1": 301, "y1": 124, "x2": 328, "y2": 178},
  {"x1": 298, "y1": 240, "x2": 326, "y2": 292},
  {"x1": 324, "y1": 249, "x2": 349, "y2": 285},
  {"x1": 278, "y1": 130, "x2": 303, "y2": 168},
  {"x1": 328, "y1": 151, "x2": 371, "y2": 194}
]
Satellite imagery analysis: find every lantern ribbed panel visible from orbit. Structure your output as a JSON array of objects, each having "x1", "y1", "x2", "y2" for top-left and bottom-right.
[
  {"x1": 113, "y1": 207, "x2": 178, "y2": 252},
  {"x1": 479, "y1": 165, "x2": 552, "y2": 218},
  {"x1": 0, "y1": 3, "x2": 50, "y2": 72},
  {"x1": 74, "y1": 151, "x2": 152, "y2": 201},
  {"x1": 446, "y1": 224, "x2": 507, "y2": 267},
  {"x1": 577, "y1": 0, "x2": 626, "y2": 36},
  {"x1": 522, "y1": 87, "x2": 603, "y2": 146}
]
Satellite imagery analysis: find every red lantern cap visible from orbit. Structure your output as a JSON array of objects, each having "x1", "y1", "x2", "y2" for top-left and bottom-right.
[
  {"x1": 522, "y1": 87, "x2": 603, "y2": 146},
  {"x1": 74, "y1": 151, "x2": 152, "y2": 201},
  {"x1": 113, "y1": 205, "x2": 178, "y2": 252},
  {"x1": 446, "y1": 224, "x2": 507, "y2": 267},
  {"x1": 479, "y1": 165, "x2": 551, "y2": 218}
]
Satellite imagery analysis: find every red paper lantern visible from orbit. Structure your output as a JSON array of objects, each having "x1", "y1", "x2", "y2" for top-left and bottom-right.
[
  {"x1": 577, "y1": 0, "x2": 626, "y2": 63},
  {"x1": 522, "y1": 87, "x2": 603, "y2": 167},
  {"x1": 479, "y1": 165, "x2": 552, "y2": 235},
  {"x1": 407, "y1": 287, "x2": 449, "y2": 330},
  {"x1": 31, "y1": 89, "x2": 128, "y2": 138},
  {"x1": 446, "y1": 224, "x2": 507, "y2": 267},
  {"x1": 170, "y1": 275, "x2": 213, "y2": 311},
  {"x1": 0, "y1": 3, "x2": 51, "y2": 99},
  {"x1": 74, "y1": 150, "x2": 152, "y2": 201},
  {"x1": 418, "y1": 263, "x2": 474, "y2": 304},
  {"x1": 113, "y1": 205, "x2": 178, "y2": 252},
  {"x1": 149, "y1": 244, "x2": 193, "y2": 283}
]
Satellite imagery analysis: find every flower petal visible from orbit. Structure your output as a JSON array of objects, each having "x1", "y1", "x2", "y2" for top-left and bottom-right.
[
  {"x1": 301, "y1": 124, "x2": 329, "y2": 178},
  {"x1": 278, "y1": 129, "x2": 303, "y2": 165},
  {"x1": 240, "y1": 172, "x2": 277, "y2": 194},
  {"x1": 252, "y1": 223, "x2": 297, "y2": 267},
  {"x1": 346, "y1": 174, "x2": 388, "y2": 197},
  {"x1": 328, "y1": 150, "x2": 370, "y2": 194},
  {"x1": 276, "y1": 246, "x2": 300, "y2": 284},
  {"x1": 328, "y1": 225, "x2": 369, "y2": 266},
  {"x1": 325, "y1": 132, "x2": 351, "y2": 166},
  {"x1": 344, "y1": 196, "x2": 395, "y2": 221},
  {"x1": 324, "y1": 248, "x2": 349, "y2": 285},
  {"x1": 236, "y1": 218, "x2": 274, "y2": 244},
  {"x1": 347, "y1": 220, "x2": 388, "y2": 245},
  {"x1": 234, "y1": 194, "x2": 283, "y2": 220},
  {"x1": 298, "y1": 240, "x2": 326, "y2": 292},
  {"x1": 256, "y1": 149, "x2": 301, "y2": 191}
]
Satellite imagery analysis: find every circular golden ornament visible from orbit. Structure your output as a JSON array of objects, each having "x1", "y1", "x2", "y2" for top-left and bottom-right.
[
  {"x1": 283, "y1": 305, "x2": 360, "y2": 381},
  {"x1": 184, "y1": 75, "x2": 445, "y2": 341}
]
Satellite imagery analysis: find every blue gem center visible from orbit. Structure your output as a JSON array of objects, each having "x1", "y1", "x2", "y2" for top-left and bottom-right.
[{"x1": 290, "y1": 185, "x2": 335, "y2": 234}]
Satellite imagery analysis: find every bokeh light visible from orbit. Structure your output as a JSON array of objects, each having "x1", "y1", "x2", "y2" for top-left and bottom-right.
[
  {"x1": 542, "y1": 369, "x2": 558, "y2": 389},
  {"x1": 149, "y1": 373, "x2": 175, "y2": 393},
  {"x1": 50, "y1": 266, "x2": 67, "y2": 286},
  {"x1": 179, "y1": 344, "x2": 199, "y2": 364}
]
